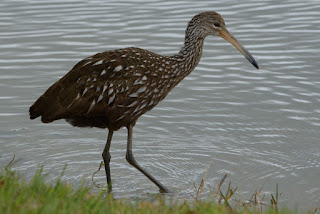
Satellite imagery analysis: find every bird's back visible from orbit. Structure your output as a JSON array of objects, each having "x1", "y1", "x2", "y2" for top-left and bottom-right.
[{"x1": 29, "y1": 47, "x2": 183, "y2": 130}]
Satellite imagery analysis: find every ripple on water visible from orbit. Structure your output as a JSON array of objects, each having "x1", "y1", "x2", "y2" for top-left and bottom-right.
[{"x1": 0, "y1": 0, "x2": 320, "y2": 210}]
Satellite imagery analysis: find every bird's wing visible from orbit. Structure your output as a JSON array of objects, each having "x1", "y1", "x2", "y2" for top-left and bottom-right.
[{"x1": 30, "y1": 48, "x2": 156, "y2": 123}]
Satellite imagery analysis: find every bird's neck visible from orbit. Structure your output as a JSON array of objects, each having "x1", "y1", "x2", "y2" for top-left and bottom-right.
[{"x1": 170, "y1": 33, "x2": 205, "y2": 76}]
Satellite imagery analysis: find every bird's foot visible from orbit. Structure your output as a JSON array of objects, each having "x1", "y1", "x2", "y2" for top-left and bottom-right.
[{"x1": 159, "y1": 186, "x2": 171, "y2": 194}]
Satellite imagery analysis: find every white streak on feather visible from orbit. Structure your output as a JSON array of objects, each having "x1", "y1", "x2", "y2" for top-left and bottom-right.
[
  {"x1": 134, "y1": 79, "x2": 144, "y2": 85},
  {"x1": 108, "y1": 88, "x2": 113, "y2": 96},
  {"x1": 137, "y1": 86, "x2": 147, "y2": 94},
  {"x1": 97, "y1": 94, "x2": 103, "y2": 103},
  {"x1": 138, "y1": 103, "x2": 147, "y2": 110},
  {"x1": 93, "y1": 60, "x2": 103, "y2": 66},
  {"x1": 116, "y1": 115, "x2": 125, "y2": 121},
  {"x1": 129, "y1": 93, "x2": 138, "y2": 98},
  {"x1": 114, "y1": 65, "x2": 123, "y2": 72},
  {"x1": 133, "y1": 107, "x2": 139, "y2": 113},
  {"x1": 128, "y1": 101, "x2": 138, "y2": 107},
  {"x1": 108, "y1": 94, "x2": 115, "y2": 105},
  {"x1": 83, "y1": 61, "x2": 91, "y2": 67},
  {"x1": 100, "y1": 70, "x2": 106, "y2": 76},
  {"x1": 82, "y1": 88, "x2": 88, "y2": 96},
  {"x1": 103, "y1": 85, "x2": 108, "y2": 92},
  {"x1": 76, "y1": 93, "x2": 80, "y2": 99},
  {"x1": 87, "y1": 100, "x2": 96, "y2": 113}
]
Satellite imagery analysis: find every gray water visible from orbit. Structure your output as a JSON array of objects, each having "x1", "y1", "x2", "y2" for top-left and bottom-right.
[{"x1": 1, "y1": 0, "x2": 320, "y2": 210}]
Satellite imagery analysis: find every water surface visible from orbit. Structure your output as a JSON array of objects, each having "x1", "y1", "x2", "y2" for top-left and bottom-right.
[{"x1": 1, "y1": 0, "x2": 320, "y2": 210}]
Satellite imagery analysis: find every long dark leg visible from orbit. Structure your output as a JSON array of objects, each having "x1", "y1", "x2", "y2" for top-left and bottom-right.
[
  {"x1": 102, "y1": 129, "x2": 113, "y2": 192},
  {"x1": 126, "y1": 124, "x2": 170, "y2": 193}
]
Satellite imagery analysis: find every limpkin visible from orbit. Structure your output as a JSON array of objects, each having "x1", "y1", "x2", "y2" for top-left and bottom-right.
[{"x1": 29, "y1": 11, "x2": 259, "y2": 193}]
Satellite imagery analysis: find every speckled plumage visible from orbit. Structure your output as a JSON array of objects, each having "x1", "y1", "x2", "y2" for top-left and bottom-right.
[
  {"x1": 29, "y1": 11, "x2": 258, "y2": 193},
  {"x1": 29, "y1": 45, "x2": 203, "y2": 130}
]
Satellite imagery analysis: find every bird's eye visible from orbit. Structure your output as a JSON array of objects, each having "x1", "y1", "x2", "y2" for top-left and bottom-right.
[{"x1": 214, "y1": 22, "x2": 220, "y2": 27}]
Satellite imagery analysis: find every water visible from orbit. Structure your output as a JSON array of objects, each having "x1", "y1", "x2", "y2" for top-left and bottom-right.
[{"x1": 1, "y1": 0, "x2": 320, "y2": 210}]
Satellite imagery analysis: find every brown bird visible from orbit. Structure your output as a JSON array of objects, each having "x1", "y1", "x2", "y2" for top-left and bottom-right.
[{"x1": 29, "y1": 11, "x2": 259, "y2": 193}]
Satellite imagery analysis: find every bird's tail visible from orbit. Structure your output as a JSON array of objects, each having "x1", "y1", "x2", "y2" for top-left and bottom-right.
[
  {"x1": 29, "y1": 94, "x2": 68, "y2": 123},
  {"x1": 29, "y1": 81, "x2": 68, "y2": 123},
  {"x1": 29, "y1": 95, "x2": 46, "y2": 120}
]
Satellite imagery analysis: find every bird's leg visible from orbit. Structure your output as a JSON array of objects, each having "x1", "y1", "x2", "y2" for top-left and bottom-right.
[
  {"x1": 102, "y1": 129, "x2": 113, "y2": 192},
  {"x1": 126, "y1": 125, "x2": 170, "y2": 193}
]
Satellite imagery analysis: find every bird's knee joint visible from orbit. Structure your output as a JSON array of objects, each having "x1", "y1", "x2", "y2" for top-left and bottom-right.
[
  {"x1": 126, "y1": 152, "x2": 135, "y2": 165},
  {"x1": 102, "y1": 151, "x2": 111, "y2": 163}
]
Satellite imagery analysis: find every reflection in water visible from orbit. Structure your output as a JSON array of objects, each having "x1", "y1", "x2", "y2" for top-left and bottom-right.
[{"x1": 0, "y1": 0, "x2": 320, "y2": 210}]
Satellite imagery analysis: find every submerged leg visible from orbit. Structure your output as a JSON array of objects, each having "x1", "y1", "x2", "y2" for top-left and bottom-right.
[
  {"x1": 126, "y1": 124, "x2": 170, "y2": 193},
  {"x1": 102, "y1": 129, "x2": 113, "y2": 192}
]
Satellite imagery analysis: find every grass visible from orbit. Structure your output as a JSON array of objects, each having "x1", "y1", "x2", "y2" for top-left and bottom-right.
[
  {"x1": 0, "y1": 168, "x2": 233, "y2": 214},
  {"x1": 0, "y1": 156, "x2": 315, "y2": 214}
]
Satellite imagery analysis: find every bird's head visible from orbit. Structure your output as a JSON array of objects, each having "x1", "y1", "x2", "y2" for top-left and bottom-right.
[{"x1": 189, "y1": 11, "x2": 259, "y2": 69}]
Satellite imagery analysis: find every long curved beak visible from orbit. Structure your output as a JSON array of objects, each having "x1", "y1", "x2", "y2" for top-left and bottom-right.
[{"x1": 219, "y1": 29, "x2": 259, "y2": 69}]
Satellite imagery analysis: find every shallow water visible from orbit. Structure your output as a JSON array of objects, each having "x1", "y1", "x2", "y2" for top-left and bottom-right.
[{"x1": 1, "y1": 0, "x2": 320, "y2": 210}]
